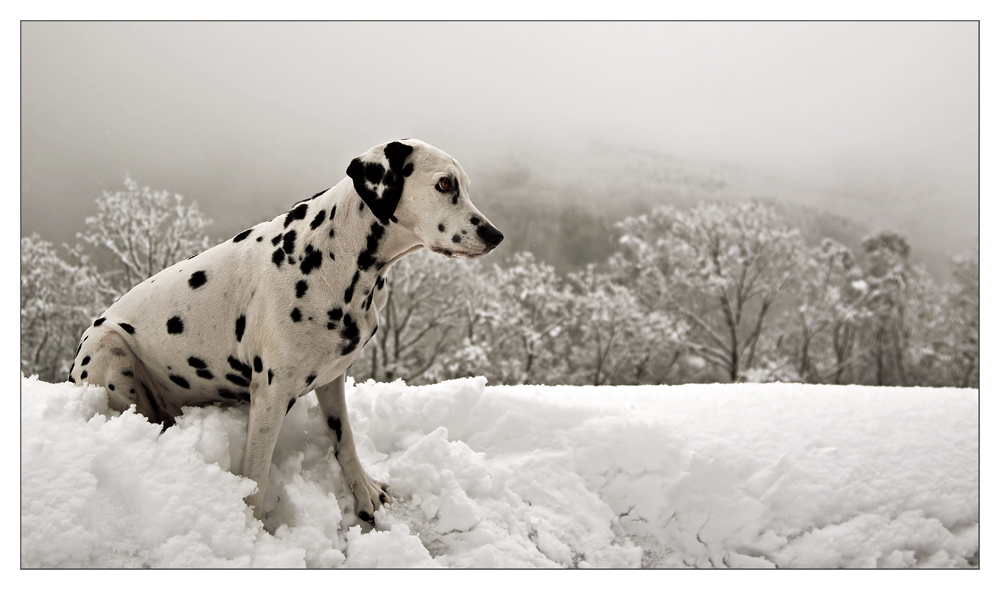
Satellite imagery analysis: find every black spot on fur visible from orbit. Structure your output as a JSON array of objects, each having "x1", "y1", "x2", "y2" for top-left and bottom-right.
[
  {"x1": 295, "y1": 280, "x2": 308, "y2": 298},
  {"x1": 272, "y1": 233, "x2": 283, "y2": 246},
  {"x1": 233, "y1": 229, "x2": 253, "y2": 243},
  {"x1": 438, "y1": 223, "x2": 445, "y2": 232},
  {"x1": 81, "y1": 370, "x2": 88, "y2": 379},
  {"x1": 218, "y1": 388, "x2": 239, "y2": 400},
  {"x1": 344, "y1": 270, "x2": 360, "y2": 303},
  {"x1": 358, "y1": 202, "x2": 365, "y2": 212},
  {"x1": 254, "y1": 356, "x2": 263, "y2": 373},
  {"x1": 452, "y1": 234, "x2": 462, "y2": 243},
  {"x1": 76, "y1": 342, "x2": 82, "y2": 354},
  {"x1": 305, "y1": 373, "x2": 316, "y2": 386},
  {"x1": 357, "y1": 221, "x2": 385, "y2": 271},
  {"x1": 94, "y1": 317, "x2": 106, "y2": 326},
  {"x1": 330, "y1": 205, "x2": 337, "y2": 221},
  {"x1": 329, "y1": 229, "x2": 336, "y2": 238},
  {"x1": 310, "y1": 209, "x2": 327, "y2": 230},
  {"x1": 383, "y1": 141, "x2": 412, "y2": 173},
  {"x1": 119, "y1": 323, "x2": 135, "y2": 334},
  {"x1": 238, "y1": 392, "x2": 251, "y2": 403},
  {"x1": 122, "y1": 369, "x2": 133, "y2": 377},
  {"x1": 228, "y1": 356, "x2": 252, "y2": 380},
  {"x1": 453, "y1": 192, "x2": 460, "y2": 205},
  {"x1": 311, "y1": 188, "x2": 329, "y2": 200},
  {"x1": 256, "y1": 236, "x2": 263, "y2": 242},
  {"x1": 327, "y1": 416, "x2": 342, "y2": 441},
  {"x1": 326, "y1": 307, "x2": 343, "y2": 330},
  {"x1": 68, "y1": 376, "x2": 76, "y2": 384},
  {"x1": 81, "y1": 355, "x2": 91, "y2": 366},
  {"x1": 196, "y1": 369, "x2": 214, "y2": 380},
  {"x1": 284, "y1": 203, "x2": 309, "y2": 228},
  {"x1": 187, "y1": 356, "x2": 207, "y2": 369},
  {"x1": 403, "y1": 162, "x2": 414, "y2": 177},
  {"x1": 287, "y1": 398, "x2": 296, "y2": 414},
  {"x1": 341, "y1": 314, "x2": 361, "y2": 355},
  {"x1": 167, "y1": 317, "x2": 184, "y2": 334},
  {"x1": 272, "y1": 248, "x2": 285, "y2": 267},
  {"x1": 291, "y1": 308, "x2": 302, "y2": 322},
  {"x1": 470, "y1": 216, "x2": 481, "y2": 225},
  {"x1": 235, "y1": 315, "x2": 246, "y2": 342},
  {"x1": 108, "y1": 383, "x2": 115, "y2": 391},
  {"x1": 300, "y1": 249, "x2": 323, "y2": 274},
  {"x1": 346, "y1": 142, "x2": 413, "y2": 222},
  {"x1": 376, "y1": 276, "x2": 385, "y2": 290},
  {"x1": 189, "y1": 271, "x2": 207, "y2": 289},
  {"x1": 282, "y1": 230, "x2": 297, "y2": 255},
  {"x1": 225, "y1": 373, "x2": 250, "y2": 388},
  {"x1": 169, "y1": 374, "x2": 191, "y2": 389},
  {"x1": 268, "y1": 369, "x2": 274, "y2": 385}
]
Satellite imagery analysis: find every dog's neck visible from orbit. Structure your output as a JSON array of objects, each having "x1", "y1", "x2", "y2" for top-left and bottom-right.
[{"x1": 308, "y1": 179, "x2": 422, "y2": 305}]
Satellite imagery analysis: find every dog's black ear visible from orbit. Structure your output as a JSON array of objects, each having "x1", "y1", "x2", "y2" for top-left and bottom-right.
[{"x1": 347, "y1": 141, "x2": 414, "y2": 222}]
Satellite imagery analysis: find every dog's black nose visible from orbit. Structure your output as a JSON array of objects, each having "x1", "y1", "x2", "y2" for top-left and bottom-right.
[{"x1": 477, "y1": 224, "x2": 504, "y2": 249}]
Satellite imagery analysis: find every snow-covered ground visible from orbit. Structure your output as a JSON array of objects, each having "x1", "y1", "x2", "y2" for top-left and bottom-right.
[{"x1": 20, "y1": 374, "x2": 978, "y2": 568}]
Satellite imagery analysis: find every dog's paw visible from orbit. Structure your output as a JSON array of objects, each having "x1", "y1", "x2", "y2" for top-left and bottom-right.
[{"x1": 347, "y1": 468, "x2": 390, "y2": 526}]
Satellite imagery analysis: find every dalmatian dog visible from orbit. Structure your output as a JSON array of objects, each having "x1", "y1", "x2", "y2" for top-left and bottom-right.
[{"x1": 68, "y1": 139, "x2": 503, "y2": 525}]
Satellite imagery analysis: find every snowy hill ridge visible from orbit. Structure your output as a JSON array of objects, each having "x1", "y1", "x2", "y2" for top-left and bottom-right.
[{"x1": 20, "y1": 375, "x2": 978, "y2": 568}]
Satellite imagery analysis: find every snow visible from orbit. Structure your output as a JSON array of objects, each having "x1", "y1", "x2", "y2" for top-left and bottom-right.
[{"x1": 20, "y1": 374, "x2": 978, "y2": 568}]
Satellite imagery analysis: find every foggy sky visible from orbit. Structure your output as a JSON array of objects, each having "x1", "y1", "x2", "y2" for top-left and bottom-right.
[{"x1": 21, "y1": 22, "x2": 978, "y2": 253}]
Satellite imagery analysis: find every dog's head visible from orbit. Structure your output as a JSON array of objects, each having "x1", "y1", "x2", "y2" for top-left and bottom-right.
[{"x1": 347, "y1": 139, "x2": 503, "y2": 258}]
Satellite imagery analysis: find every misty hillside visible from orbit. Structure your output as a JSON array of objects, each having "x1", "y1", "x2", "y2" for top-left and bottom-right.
[{"x1": 463, "y1": 142, "x2": 942, "y2": 278}]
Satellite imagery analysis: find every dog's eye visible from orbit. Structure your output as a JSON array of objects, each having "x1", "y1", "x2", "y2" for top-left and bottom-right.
[{"x1": 435, "y1": 178, "x2": 452, "y2": 192}]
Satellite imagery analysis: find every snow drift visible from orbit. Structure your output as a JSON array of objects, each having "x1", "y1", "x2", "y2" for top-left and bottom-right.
[{"x1": 20, "y1": 374, "x2": 978, "y2": 568}]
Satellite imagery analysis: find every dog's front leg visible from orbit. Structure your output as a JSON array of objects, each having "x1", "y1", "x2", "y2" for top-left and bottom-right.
[
  {"x1": 315, "y1": 374, "x2": 389, "y2": 526},
  {"x1": 242, "y1": 381, "x2": 289, "y2": 521}
]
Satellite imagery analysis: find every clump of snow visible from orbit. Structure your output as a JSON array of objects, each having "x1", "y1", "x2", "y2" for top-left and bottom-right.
[{"x1": 20, "y1": 374, "x2": 978, "y2": 568}]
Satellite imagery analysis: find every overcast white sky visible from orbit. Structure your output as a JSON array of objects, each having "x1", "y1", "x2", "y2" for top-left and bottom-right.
[{"x1": 20, "y1": 21, "x2": 978, "y2": 249}]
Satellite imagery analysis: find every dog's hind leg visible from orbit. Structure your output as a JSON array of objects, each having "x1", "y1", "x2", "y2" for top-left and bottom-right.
[
  {"x1": 72, "y1": 328, "x2": 174, "y2": 427},
  {"x1": 315, "y1": 373, "x2": 390, "y2": 526}
]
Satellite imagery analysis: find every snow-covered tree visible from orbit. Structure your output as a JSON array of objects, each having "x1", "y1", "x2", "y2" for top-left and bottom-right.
[
  {"x1": 448, "y1": 252, "x2": 574, "y2": 385},
  {"x1": 948, "y1": 247, "x2": 979, "y2": 388},
  {"x1": 565, "y1": 265, "x2": 681, "y2": 385},
  {"x1": 901, "y1": 265, "x2": 959, "y2": 387},
  {"x1": 616, "y1": 202, "x2": 807, "y2": 382},
  {"x1": 856, "y1": 230, "x2": 913, "y2": 386},
  {"x1": 791, "y1": 238, "x2": 872, "y2": 384},
  {"x1": 21, "y1": 234, "x2": 112, "y2": 382},
  {"x1": 76, "y1": 176, "x2": 213, "y2": 294}
]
